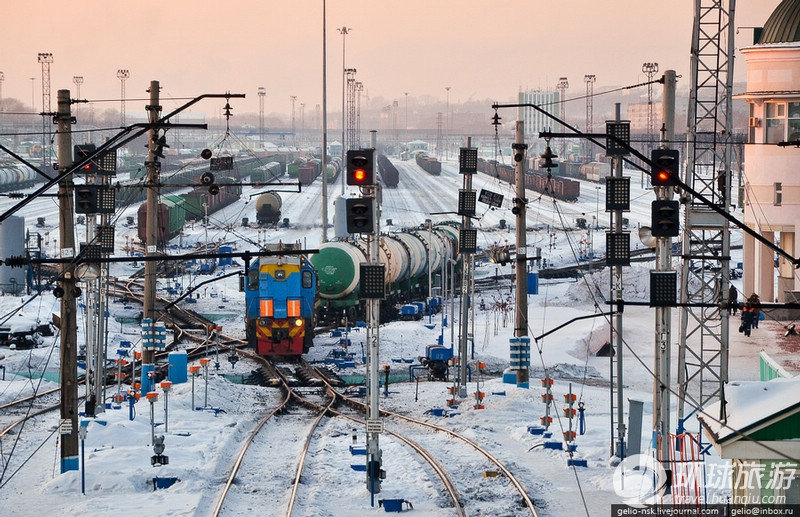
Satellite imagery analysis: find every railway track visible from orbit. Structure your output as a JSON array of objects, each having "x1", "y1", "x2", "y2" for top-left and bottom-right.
[{"x1": 208, "y1": 348, "x2": 537, "y2": 516}]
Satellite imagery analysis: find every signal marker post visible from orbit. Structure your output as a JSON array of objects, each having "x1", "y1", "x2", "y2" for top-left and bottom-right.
[
  {"x1": 651, "y1": 71, "x2": 677, "y2": 483},
  {"x1": 348, "y1": 143, "x2": 385, "y2": 504}
]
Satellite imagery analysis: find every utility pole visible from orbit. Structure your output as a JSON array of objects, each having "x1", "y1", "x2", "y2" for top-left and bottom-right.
[
  {"x1": 321, "y1": 2, "x2": 329, "y2": 243},
  {"x1": 512, "y1": 122, "x2": 530, "y2": 388},
  {"x1": 56, "y1": 89, "x2": 79, "y2": 473},
  {"x1": 142, "y1": 80, "x2": 161, "y2": 394},
  {"x1": 611, "y1": 104, "x2": 626, "y2": 460},
  {"x1": 454, "y1": 137, "x2": 480, "y2": 395},
  {"x1": 653, "y1": 70, "x2": 676, "y2": 477}
]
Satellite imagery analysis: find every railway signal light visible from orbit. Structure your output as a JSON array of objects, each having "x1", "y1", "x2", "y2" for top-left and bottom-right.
[
  {"x1": 75, "y1": 186, "x2": 98, "y2": 213},
  {"x1": 74, "y1": 144, "x2": 97, "y2": 174},
  {"x1": 345, "y1": 197, "x2": 374, "y2": 234},
  {"x1": 346, "y1": 149, "x2": 374, "y2": 185},
  {"x1": 651, "y1": 199, "x2": 680, "y2": 237},
  {"x1": 651, "y1": 148, "x2": 679, "y2": 187}
]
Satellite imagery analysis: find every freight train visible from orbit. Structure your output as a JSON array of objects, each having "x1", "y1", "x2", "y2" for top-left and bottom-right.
[
  {"x1": 0, "y1": 163, "x2": 44, "y2": 192},
  {"x1": 323, "y1": 157, "x2": 342, "y2": 183},
  {"x1": 415, "y1": 152, "x2": 442, "y2": 175},
  {"x1": 377, "y1": 154, "x2": 399, "y2": 188},
  {"x1": 136, "y1": 177, "x2": 243, "y2": 244},
  {"x1": 119, "y1": 155, "x2": 262, "y2": 206},
  {"x1": 244, "y1": 243, "x2": 318, "y2": 357},
  {"x1": 309, "y1": 223, "x2": 460, "y2": 324},
  {"x1": 477, "y1": 157, "x2": 580, "y2": 202}
]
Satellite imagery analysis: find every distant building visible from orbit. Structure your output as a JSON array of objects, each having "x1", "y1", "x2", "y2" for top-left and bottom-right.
[
  {"x1": 517, "y1": 90, "x2": 560, "y2": 138},
  {"x1": 739, "y1": 0, "x2": 800, "y2": 305},
  {"x1": 626, "y1": 102, "x2": 662, "y2": 133},
  {"x1": 407, "y1": 140, "x2": 429, "y2": 153}
]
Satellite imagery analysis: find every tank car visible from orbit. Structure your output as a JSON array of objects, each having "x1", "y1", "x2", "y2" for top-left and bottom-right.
[
  {"x1": 255, "y1": 191, "x2": 282, "y2": 224},
  {"x1": 309, "y1": 224, "x2": 459, "y2": 324},
  {"x1": 244, "y1": 243, "x2": 318, "y2": 357}
]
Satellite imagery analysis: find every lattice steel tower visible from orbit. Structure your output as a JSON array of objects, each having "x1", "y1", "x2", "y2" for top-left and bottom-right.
[
  {"x1": 584, "y1": 74, "x2": 595, "y2": 160},
  {"x1": 258, "y1": 87, "x2": 265, "y2": 144},
  {"x1": 642, "y1": 62, "x2": 660, "y2": 148},
  {"x1": 117, "y1": 69, "x2": 129, "y2": 126},
  {"x1": 290, "y1": 95, "x2": 297, "y2": 146},
  {"x1": 38, "y1": 53, "x2": 53, "y2": 168},
  {"x1": 356, "y1": 81, "x2": 364, "y2": 150},
  {"x1": 557, "y1": 77, "x2": 569, "y2": 156},
  {"x1": 677, "y1": 0, "x2": 736, "y2": 425},
  {"x1": 346, "y1": 68, "x2": 357, "y2": 150}
]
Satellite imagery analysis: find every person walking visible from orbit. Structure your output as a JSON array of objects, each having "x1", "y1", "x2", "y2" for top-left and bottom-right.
[
  {"x1": 747, "y1": 293, "x2": 761, "y2": 328},
  {"x1": 740, "y1": 304, "x2": 754, "y2": 337},
  {"x1": 728, "y1": 285, "x2": 738, "y2": 315}
]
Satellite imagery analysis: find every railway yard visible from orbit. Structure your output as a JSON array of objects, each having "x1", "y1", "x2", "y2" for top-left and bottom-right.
[{"x1": 0, "y1": 151, "x2": 791, "y2": 516}]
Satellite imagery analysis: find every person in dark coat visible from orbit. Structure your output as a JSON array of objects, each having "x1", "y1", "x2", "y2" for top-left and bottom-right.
[
  {"x1": 747, "y1": 293, "x2": 761, "y2": 328},
  {"x1": 728, "y1": 285, "x2": 738, "y2": 315},
  {"x1": 740, "y1": 304, "x2": 754, "y2": 337}
]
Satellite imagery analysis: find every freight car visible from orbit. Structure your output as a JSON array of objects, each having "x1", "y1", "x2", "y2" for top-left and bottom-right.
[
  {"x1": 287, "y1": 158, "x2": 308, "y2": 178},
  {"x1": 182, "y1": 177, "x2": 242, "y2": 220},
  {"x1": 255, "y1": 191, "x2": 283, "y2": 225},
  {"x1": 477, "y1": 157, "x2": 580, "y2": 202},
  {"x1": 250, "y1": 162, "x2": 283, "y2": 184},
  {"x1": 415, "y1": 152, "x2": 442, "y2": 175},
  {"x1": 578, "y1": 161, "x2": 611, "y2": 183},
  {"x1": 377, "y1": 154, "x2": 399, "y2": 188},
  {"x1": 244, "y1": 243, "x2": 318, "y2": 357},
  {"x1": 298, "y1": 161, "x2": 321, "y2": 186},
  {"x1": 309, "y1": 224, "x2": 460, "y2": 324},
  {"x1": 136, "y1": 195, "x2": 187, "y2": 244},
  {"x1": 137, "y1": 178, "x2": 243, "y2": 245}
]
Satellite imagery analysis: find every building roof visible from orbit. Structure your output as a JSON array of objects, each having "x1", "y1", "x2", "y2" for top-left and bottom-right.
[
  {"x1": 759, "y1": 0, "x2": 800, "y2": 44},
  {"x1": 698, "y1": 376, "x2": 800, "y2": 445}
]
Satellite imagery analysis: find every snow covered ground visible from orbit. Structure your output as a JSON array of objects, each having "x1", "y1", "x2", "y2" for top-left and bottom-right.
[{"x1": 0, "y1": 155, "x2": 795, "y2": 516}]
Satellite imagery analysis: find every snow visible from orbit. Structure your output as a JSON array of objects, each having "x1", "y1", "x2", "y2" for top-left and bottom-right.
[
  {"x1": 0, "y1": 157, "x2": 796, "y2": 516},
  {"x1": 699, "y1": 376, "x2": 800, "y2": 443}
]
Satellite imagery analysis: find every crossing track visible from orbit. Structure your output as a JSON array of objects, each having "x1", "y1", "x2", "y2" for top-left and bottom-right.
[
  {"x1": 327, "y1": 374, "x2": 538, "y2": 517},
  {"x1": 208, "y1": 352, "x2": 470, "y2": 517}
]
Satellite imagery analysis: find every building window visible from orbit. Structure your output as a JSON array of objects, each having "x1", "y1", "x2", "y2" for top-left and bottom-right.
[
  {"x1": 775, "y1": 182, "x2": 782, "y2": 206},
  {"x1": 789, "y1": 102, "x2": 800, "y2": 142},
  {"x1": 766, "y1": 102, "x2": 786, "y2": 144}
]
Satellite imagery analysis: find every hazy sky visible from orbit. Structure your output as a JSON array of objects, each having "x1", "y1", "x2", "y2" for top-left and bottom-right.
[{"x1": 0, "y1": 1, "x2": 778, "y2": 119}]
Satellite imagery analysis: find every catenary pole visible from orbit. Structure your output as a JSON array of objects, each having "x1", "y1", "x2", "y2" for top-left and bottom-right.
[
  {"x1": 513, "y1": 121, "x2": 529, "y2": 387},
  {"x1": 56, "y1": 89, "x2": 79, "y2": 472},
  {"x1": 142, "y1": 80, "x2": 161, "y2": 393}
]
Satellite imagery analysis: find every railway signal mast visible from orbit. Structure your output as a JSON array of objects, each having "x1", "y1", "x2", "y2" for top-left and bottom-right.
[{"x1": 346, "y1": 141, "x2": 385, "y2": 503}]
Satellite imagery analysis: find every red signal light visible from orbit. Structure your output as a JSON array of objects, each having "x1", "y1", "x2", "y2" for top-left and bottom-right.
[{"x1": 353, "y1": 169, "x2": 367, "y2": 183}]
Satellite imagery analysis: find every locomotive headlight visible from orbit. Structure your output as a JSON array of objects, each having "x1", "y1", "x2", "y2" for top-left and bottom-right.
[
  {"x1": 259, "y1": 318, "x2": 269, "y2": 326},
  {"x1": 294, "y1": 318, "x2": 304, "y2": 327}
]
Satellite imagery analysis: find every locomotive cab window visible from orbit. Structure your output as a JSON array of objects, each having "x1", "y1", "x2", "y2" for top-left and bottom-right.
[
  {"x1": 302, "y1": 270, "x2": 313, "y2": 289},
  {"x1": 247, "y1": 268, "x2": 259, "y2": 290}
]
